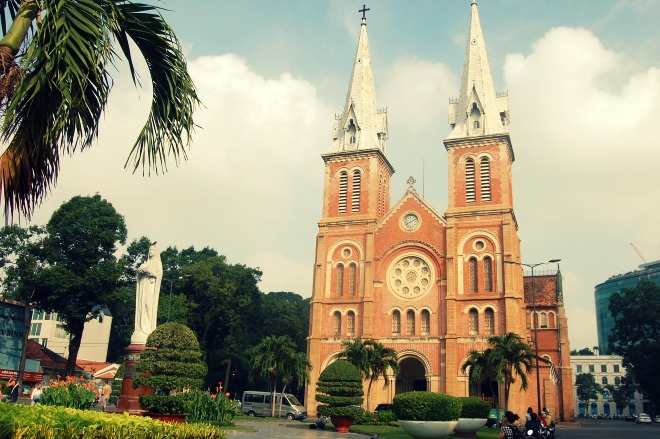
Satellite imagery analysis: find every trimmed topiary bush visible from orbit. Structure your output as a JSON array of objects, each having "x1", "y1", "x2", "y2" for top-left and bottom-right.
[
  {"x1": 134, "y1": 323, "x2": 207, "y2": 414},
  {"x1": 315, "y1": 360, "x2": 364, "y2": 419},
  {"x1": 393, "y1": 392, "x2": 461, "y2": 421},
  {"x1": 459, "y1": 397, "x2": 491, "y2": 418}
]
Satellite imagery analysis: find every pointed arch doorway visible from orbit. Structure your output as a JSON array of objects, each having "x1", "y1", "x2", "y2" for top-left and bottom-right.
[{"x1": 395, "y1": 357, "x2": 428, "y2": 394}]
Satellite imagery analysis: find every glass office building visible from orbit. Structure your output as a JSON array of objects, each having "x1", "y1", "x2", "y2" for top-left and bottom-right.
[{"x1": 595, "y1": 260, "x2": 660, "y2": 354}]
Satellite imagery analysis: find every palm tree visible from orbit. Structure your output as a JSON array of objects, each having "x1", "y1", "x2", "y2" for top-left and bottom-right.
[
  {"x1": 0, "y1": 0, "x2": 199, "y2": 219},
  {"x1": 249, "y1": 335, "x2": 298, "y2": 417},
  {"x1": 460, "y1": 348, "x2": 499, "y2": 408},
  {"x1": 487, "y1": 332, "x2": 534, "y2": 409},
  {"x1": 335, "y1": 338, "x2": 399, "y2": 411},
  {"x1": 278, "y1": 351, "x2": 311, "y2": 418}
]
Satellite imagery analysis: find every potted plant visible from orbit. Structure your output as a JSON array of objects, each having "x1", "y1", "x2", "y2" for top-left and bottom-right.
[
  {"x1": 133, "y1": 323, "x2": 207, "y2": 422},
  {"x1": 315, "y1": 360, "x2": 364, "y2": 433},
  {"x1": 454, "y1": 397, "x2": 491, "y2": 438},
  {"x1": 393, "y1": 392, "x2": 461, "y2": 439}
]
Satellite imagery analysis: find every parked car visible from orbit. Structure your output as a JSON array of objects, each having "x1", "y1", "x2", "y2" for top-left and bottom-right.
[
  {"x1": 374, "y1": 403, "x2": 393, "y2": 413},
  {"x1": 636, "y1": 413, "x2": 652, "y2": 424}
]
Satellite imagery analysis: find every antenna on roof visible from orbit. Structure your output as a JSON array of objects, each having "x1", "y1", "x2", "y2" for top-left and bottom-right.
[{"x1": 629, "y1": 243, "x2": 647, "y2": 263}]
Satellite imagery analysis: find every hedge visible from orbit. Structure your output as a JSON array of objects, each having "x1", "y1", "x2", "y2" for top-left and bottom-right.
[{"x1": 393, "y1": 392, "x2": 462, "y2": 421}]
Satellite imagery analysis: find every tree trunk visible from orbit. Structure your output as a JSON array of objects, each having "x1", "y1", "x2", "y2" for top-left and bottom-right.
[
  {"x1": 270, "y1": 381, "x2": 277, "y2": 418},
  {"x1": 0, "y1": 0, "x2": 38, "y2": 53},
  {"x1": 279, "y1": 382, "x2": 289, "y2": 418},
  {"x1": 65, "y1": 321, "x2": 85, "y2": 376},
  {"x1": 223, "y1": 357, "x2": 231, "y2": 393},
  {"x1": 366, "y1": 377, "x2": 374, "y2": 412},
  {"x1": 17, "y1": 301, "x2": 33, "y2": 386}
]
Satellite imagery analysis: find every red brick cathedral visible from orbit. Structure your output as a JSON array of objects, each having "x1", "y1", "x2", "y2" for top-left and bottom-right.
[{"x1": 306, "y1": 2, "x2": 574, "y2": 421}]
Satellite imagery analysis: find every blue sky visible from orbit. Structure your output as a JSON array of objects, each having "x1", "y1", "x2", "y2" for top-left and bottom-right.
[{"x1": 23, "y1": 0, "x2": 660, "y2": 350}]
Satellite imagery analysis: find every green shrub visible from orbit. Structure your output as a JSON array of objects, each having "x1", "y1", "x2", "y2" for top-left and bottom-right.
[
  {"x1": 375, "y1": 409, "x2": 398, "y2": 425},
  {"x1": 186, "y1": 389, "x2": 241, "y2": 426},
  {"x1": 393, "y1": 392, "x2": 461, "y2": 421},
  {"x1": 349, "y1": 407, "x2": 374, "y2": 425},
  {"x1": 134, "y1": 323, "x2": 208, "y2": 414},
  {"x1": 108, "y1": 363, "x2": 124, "y2": 406},
  {"x1": 459, "y1": 397, "x2": 491, "y2": 418},
  {"x1": 0, "y1": 403, "x2": 225, "y2": 438},
  {"x1": 41, "y1": 376, "x2": 96, "y2": 410},
  {"x1": 315, "y1": 360, "x2": 364, "y2": 419}
]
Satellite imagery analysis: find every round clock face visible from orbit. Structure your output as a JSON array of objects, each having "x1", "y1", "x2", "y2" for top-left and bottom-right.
[
  {"x1": 388, "y1": 255, "x2": 434, "y2": 299},
  {"x1": 402, "y1": 213, "x2": 419, "y2": 230}
]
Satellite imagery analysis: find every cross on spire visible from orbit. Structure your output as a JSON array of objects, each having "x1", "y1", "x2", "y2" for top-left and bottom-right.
[{"x1": 359, "y1": 4, "x2": 370, "y2": 20}]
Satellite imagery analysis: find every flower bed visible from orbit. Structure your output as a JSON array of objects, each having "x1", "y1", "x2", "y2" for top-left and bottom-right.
[{"x1": 0, "y1": 403, "x2": 225, "y2": 438}]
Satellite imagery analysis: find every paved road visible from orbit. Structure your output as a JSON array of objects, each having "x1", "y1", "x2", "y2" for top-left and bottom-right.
[{"x1": 556, "y1": 419, "x2": 660, "y2": 439}]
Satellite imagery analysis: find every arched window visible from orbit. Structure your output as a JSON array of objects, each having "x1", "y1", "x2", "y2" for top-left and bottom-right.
[
  {"x1": 540, "y1": 312, "x2": 548, "y2": 328},
  {"x1": 473, "y1": 120, "x2": 480, "y2": 129},
  {"x1": 333, "y1": 312, "x2": 341, "y2": 337},
  {"x1": 407, "y1": 310, "x2": 415, "y2": 336},
  {"x1": 351, "y1": 170, "x2": 361, "y2": 212},
  {"x1": 549, "y1": 312, "x2": 556, "y2": 328},
  {"x1": 614, "y1": 376, "x2": 621, "y2": 385},
  {"x1": 483, "y1": 256, "x2": 493, "y2": 292},
  {"x1": 469, "y1": 309, "x2": 479, "y2": 335},
  {"x1": 421, "y1": 310, "x2": 430, "y2": 335},
  {"x1": 338, "y1": 171, "x2": 348, "y2": 213},
  {"x1": 485, "y1": 308, "x2": 495, "y2": 335},
  {"x1": 602, "y1": 377, "x2": 608, "y2": 385},
  {"x1": 336, "y1": 263, "x2": 344, "y2": 296},
  {"x1": 347, "y1": 311, "x2": 355, "y2": 336},
  {"x1": 392, "y1": 310, "x2": 401, "y2": 335},
  {"x1": 469, "y1": 257, "x2": 478, "y2": 293},
  {"x1": 480, "y1": 157, "x2": 491, "y2": 201},
  {"x1": 349, "y1": 263, "x2": 357, "y2": 296},
  {"x1": 465, "y1": 158, "x2": 476, "y2": 202}
]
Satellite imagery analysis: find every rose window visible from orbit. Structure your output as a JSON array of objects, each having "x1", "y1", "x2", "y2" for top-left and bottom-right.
[{"x1": 388, "y1": 255, "x2": 434, "y2": 298}]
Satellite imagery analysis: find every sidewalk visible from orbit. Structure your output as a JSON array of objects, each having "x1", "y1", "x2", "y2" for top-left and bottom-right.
[{"x1": 225, "y1": 420, "x2": 366, "y2": 439}]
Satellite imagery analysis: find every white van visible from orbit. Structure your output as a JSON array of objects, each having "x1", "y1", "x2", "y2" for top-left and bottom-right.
[{"x1": 241, "y1": 391, "x2": 307, "y2": 420}]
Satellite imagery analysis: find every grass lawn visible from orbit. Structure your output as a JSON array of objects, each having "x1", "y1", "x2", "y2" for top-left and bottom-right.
[{"x1": 350, "y1": 425, "x2": 501, "y2": 438}]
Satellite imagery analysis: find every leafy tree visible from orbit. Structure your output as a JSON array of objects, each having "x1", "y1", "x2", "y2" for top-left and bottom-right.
[
  {"x1": 249, "y1": 335, "x2": 298, "y2": 417},
  {"x1": 277, "y1": 351, "x2": 311, "y2": 418},
  {"x1": 335, "y1": 338, "x2": 399, "y2": 411},
  {"x1": 575, "y1": 373, "x2": 601, "y2": 414},
  {"x1": 38, "y1": 195, "x2": 127, "y2": 375},
  {"x1": 261, "y1": 292, "x2": 310, "y2": 351},
  {"x1": 608, "y1": 280, "x2": 660, "y2": 408},
  {"x1": 605, "y1": 372, "x2": 637, "y2": 415},
  {"x1": 460, "y1": 348, "x2": 499, "y2": 409},
  {"x1": 0, "y1": 224, "x2": 47, "y2": 385},
  {"x1": 487, "y1": 332, "x2": 534, "y2": 410},
  {"x1": 570, "y1": 347, "x2": 595, "y2": 356},
  {"x1": 0, "y1": 0, "x2": 199, "y2": 219}
]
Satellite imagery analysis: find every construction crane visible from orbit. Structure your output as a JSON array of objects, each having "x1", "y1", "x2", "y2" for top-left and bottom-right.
[{"x1": 630, "y1": 243, "x2": 647, "y2": 263}]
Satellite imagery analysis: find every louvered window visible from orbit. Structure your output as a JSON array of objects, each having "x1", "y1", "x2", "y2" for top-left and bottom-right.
[
  {"x1": 469, "y1": 257, "x2": 478, "y2": 293},
  {"x1": 349, "y1": 263, "x2": 357, "y2": 296},
  {"x1": 392, "y1": 311, "x2": 400, "y2": 335},
  {"x1": 333, "y1": 312, "x2": 341, "y2": 337},
  {"x1": 336, "y1": 264, "x2": 344, "y2": 296},
  {"x1": 480, "y1": 157, "x2": 491, "y2": 201},
  {"x1": 540, "y1": 312, "x2": 548, "y2": 328},
  {"x1": 421, "y1": 310, "x2": 430, "y2": 335},
  {"x1": 485, "y1": 308, "x2": 495, "y2": 335},
  {"x1": 465, "y1": 158, "x2": 475, "y2": 202},
  {"x1": 339, "y1": 171, "x2": 348, "y2": 213},
  {"x1": 484, "y1": 256, "x2": 493, "y2": 292},
  {"x1": 351, "y1": 170, "x2": 361, "y2": 212},
  {"x1": 347, "y1": 311, "x2": 355, "y2": 336},
  {"x1": 469, "y1": 309, "x2": 479, "y2": 335},
  {"x1": 407, "y1": 310, "x2": 415, "y2": 336}
]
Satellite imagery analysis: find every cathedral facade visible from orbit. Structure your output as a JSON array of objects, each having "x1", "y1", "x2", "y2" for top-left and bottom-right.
[{"x1": 306, "y1": 2, "x2": 574, "y2": 421}]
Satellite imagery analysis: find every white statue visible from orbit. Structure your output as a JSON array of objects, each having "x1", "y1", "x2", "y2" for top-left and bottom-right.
[{"x1": 131, "y1": 244, "x2": 163, "y2": 344}]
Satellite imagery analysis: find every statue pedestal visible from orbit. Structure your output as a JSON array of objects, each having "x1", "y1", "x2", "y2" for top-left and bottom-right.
[{"x1": 116, "y1": 344, "x2": 154, "y2": 415}]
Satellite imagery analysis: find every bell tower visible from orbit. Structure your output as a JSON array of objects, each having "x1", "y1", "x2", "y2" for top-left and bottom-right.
[{"x1": 442, "y1": 0, "x2": 527, "y2": 400}]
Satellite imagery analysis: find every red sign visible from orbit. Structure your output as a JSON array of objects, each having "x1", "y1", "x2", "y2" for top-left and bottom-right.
[{"x1": 0, "y1": 368, "x2": 44, "y2": 382}]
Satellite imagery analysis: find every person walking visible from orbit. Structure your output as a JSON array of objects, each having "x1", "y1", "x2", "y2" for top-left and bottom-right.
[
  {"x1": 101, "y1": 381, "x2": 112, "y2": 411},
  {"x1": 8, "y1": 378, "x2": 20, "y2": 403},
  {"x1": 30, "y1": 383, "x2": 43, "y2": 405}
]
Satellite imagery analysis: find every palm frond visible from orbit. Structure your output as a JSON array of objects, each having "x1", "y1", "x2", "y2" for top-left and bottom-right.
[
  {"x1": 0, "y1": 0, "x2": 25, "y2": 36},
  {"x1": 111, "y1": 1, "x2": 200, "y2": 174}
]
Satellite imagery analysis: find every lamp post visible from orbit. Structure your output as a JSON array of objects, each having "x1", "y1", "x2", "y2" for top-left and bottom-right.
[
  {"x1": 164, "y1": 275, "x2": 190, "y2": 322},
  {"x1": 504, "y1": 258, "x2": 560, "y2": 415}
]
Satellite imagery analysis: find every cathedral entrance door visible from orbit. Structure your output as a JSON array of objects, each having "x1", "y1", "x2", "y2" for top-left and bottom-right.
[{"x1": 395, "y1": 357, "x2": 427, "y2": 394}]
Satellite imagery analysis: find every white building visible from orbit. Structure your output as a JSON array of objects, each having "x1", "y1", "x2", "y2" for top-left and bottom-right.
[
  {"x1": 571, "y1": 355, "x2": 645, "y2": 416},
  {"x1": 29, "y1": 305, "x2": 112, "y2": 363}
]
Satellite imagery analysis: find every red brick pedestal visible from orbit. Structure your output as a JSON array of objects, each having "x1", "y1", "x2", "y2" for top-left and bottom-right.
[{"x1": 116, "y1": 344, "x2": 154, "y2": 415}]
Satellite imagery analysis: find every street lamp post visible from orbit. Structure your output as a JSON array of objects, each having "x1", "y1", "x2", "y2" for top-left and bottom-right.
[
  {"x1": 164, "y1": 275, "x2": 191, "y2": 322},
  {"x1": 504, "y1": 258, "x2": 561, "y2": 415}
]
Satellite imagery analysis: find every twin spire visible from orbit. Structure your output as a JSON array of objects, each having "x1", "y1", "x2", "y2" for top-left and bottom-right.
[{"x1": 330, "y1": 1, "x2": 509, "y2": 153}]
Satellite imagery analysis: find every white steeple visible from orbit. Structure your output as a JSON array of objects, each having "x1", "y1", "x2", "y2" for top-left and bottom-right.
[
  {"x1": 447, "y1": 0, "x2": 509, "y2": 139},
  {"x1": 329, "y1": 10, "x2": 388, "y2": 153}
]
